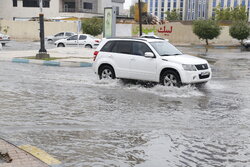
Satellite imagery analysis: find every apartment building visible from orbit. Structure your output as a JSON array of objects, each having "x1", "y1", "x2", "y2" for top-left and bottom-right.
[
  {"x1": 208, "y1": 0, "x2": 250, "y2": 21},
  {"x1": 0, "y1": 0, "x2": 125, "y2": 20},
  {"x1": 144, "y1": 0, "x2": 208, "y2": 20},
  {"x1": 144, "y1": 0, "x2": 250, "y2": 21}
]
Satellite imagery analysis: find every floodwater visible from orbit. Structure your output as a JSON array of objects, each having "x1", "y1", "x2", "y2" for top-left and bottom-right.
[{"x1": 0, "y1": 47, "x2": 250, "y2": 167}]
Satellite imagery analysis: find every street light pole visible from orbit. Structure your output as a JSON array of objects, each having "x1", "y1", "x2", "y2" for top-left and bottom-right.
[
  {"x1": 36, "y1": 0, "x2": 49, "y2": 59},
  {"x1": 138, "y1": 0, "x2": 143, "y2": 36}
]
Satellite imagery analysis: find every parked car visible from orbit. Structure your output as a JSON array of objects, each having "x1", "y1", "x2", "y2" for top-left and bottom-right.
[
  {"x1": 46, "y1": 32, "x2": 76, "y2": 42},
  {"x1": 55, "y1": 34, "x2": 100, "y2": 48},
  {"x1": 243, "y1": 39, "x2": 250, "y2": 48},
  {"x1": 0, "y1": 33, "x2": 10, "y2": 46},
  {"x1": 93, "y1": 37, "x2": 212, "y2": 87}
]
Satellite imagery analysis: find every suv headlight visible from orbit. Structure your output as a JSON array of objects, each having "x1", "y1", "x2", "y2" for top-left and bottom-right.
[{"x1": 182, "y1": 64, "x2": 197, "y2": 71}]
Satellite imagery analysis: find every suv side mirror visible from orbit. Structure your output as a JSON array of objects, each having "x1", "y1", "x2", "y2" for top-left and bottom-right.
[{"x1": 145, "y1": 52, "x2": 154, "y2": 58}]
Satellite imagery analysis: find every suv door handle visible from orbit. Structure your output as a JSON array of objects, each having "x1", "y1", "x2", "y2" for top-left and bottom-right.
[{"x1": 131, "y1": 58, "x2": 135, "y2": 61}]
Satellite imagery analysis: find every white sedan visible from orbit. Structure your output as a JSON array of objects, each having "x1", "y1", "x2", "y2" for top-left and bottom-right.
[
  {"x1": 55, "y1": 34, "x2": 100, "y2": 48},
  {"x1": 243, "y1": 39, "x2": 250, "y2": 48},
  {"x1": 0, "y1": 33, "x2": 10, "y2": 46}
]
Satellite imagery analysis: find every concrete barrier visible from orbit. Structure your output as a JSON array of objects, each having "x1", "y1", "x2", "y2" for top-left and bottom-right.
[{"x1": 0, "y1": 20, "x2": 78, "y2": 40}]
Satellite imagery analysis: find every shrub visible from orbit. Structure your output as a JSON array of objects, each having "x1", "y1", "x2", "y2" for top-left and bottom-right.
[
  {"x1": 229, "y1": 21, "x2": 250, "y2": 45},
  {"x1": 193, "y1": 19, "x2": 221, "y2": 45},
  {"x1": 82, "y1": 17, "x2": 103, "y2": 36}
]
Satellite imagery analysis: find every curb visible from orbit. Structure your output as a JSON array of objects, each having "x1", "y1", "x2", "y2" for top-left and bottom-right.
[
  {"x1": 175, "y1": 45, "x2": 241, "y2": 49},
  {"x1": 10, "y1": 58, "x2": 92, "y2": 67}
]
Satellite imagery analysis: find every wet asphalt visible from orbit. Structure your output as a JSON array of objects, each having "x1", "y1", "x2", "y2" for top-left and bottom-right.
[{"x1": 0, "y1": 42, "x2": 250, "y2": 166}]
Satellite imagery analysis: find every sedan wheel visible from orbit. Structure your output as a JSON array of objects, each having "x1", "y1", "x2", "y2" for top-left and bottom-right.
[
  {"x1": 57, "y1": 43, "x2": 65, "y2": 47},
  {"x1": 85, "y1": 44, "x2": 92, "y2": 48}
]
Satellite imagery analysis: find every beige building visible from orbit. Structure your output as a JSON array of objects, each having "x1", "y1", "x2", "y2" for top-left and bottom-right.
[{"x1": 0, "y1": 0, "x2": 125, "y2": 20}]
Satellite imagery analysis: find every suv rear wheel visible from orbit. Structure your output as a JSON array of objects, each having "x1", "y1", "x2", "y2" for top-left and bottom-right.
[
  {"x1": 161, "y1": 70, "x2": 181, "y2": 87},
  {"x1": 99, "y1": 65, "x2": 116, "y2": 80}
]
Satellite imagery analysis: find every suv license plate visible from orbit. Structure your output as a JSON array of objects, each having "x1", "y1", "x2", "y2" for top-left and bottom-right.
[{"x1": 201, "y1": 72, "x2": 210, "y2": 76}]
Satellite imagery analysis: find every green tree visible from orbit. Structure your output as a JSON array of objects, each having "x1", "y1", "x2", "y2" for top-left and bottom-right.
[
  {"x1": 193, "y1": 19, "x2": 221, "y2": 45},
  {"x1": 229, "y1": 21, "x2": 250, "y2": 45},
  {"x1": 142, "y1": 13, "x2": 153, "y2": 24},
  {"x1": 215, "y1": 5, "x2": 248, "y2": 21},
  {"x1": 231, "y1": 5, "x2": 248, "y2": 21},
  {"x1": 165, "y1": 9, "x2": 180, "y2": 21},
  {"x1": 82, "y1": 17, "x2": 103, "y2": 36},
  {"x1": 215, "y1": 6, "x2": 232, "y2": 21},
  {"x1": 130, "y1": 5, "x2": 135, "y2": 18}
]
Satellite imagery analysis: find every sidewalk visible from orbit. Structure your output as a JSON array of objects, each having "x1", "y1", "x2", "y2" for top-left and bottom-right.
[
  {"x1": 0, "y1": 47, "x2": 95, "y2": 67},
  {"x1": 0, "y1": 138, "x2": 49, "y2": 167}
]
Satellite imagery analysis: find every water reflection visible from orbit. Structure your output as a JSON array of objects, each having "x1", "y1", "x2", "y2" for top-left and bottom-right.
[{"x1": 1, "y1": 47, "x2": 250, "y2": 166}]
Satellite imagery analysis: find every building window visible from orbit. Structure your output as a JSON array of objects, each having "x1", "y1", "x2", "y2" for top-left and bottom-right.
[
  {"x1": 173, "y1": 0, "x2": 176, "y2": 8},
  {"x1": 213, "y1": 0, "x2": 216, "y2": 7},
  {"x1": 161, "y1": 0, "x2": 164, "y2": 19},
  {"x1": 167, "y1": 0, "x2": 171, "y2": 8},
  {"x1": 242, "y1": 0, "x2": 245, "y2": 6},
  {"x1": 23, "y1": 0, "x2": 50, "y2": 8},
  {"x1": 150, "y1": 0, "x2": 153, "y2": 13},
  {"x1": 220, "y1": 0, "x2": 224, "y2": 8},
  {"x1": 83, "y1": 2, "x2": 92, "y2": 9},
  {"x1": 155, "y1": 0, "x2": 158, "y2": 16},
  {"x1": 13, "y1": 0, "x2": 17, "y2": 7},
  {"x1": 227, "y1": 0, "x2": 231, "y2": 7},
  {"x1": 116, "y1": 6, "x2": 119, "y2": 15},
  {"x1": 64, "y1": 2, "x2": 75, "y2": 12},
  {"x1": 234, "y1": 0, "x2": 237, "y2": 7},
  {"x1": 43, "y1": 0, "x2": 50, "y2": 7},
  {"x1": 180, "y1": 0, "x2": 183, "y2": 8}
]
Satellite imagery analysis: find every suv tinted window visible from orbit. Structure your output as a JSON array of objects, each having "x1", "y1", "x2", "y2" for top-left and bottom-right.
[
  {"x1": 132, "y1": 42, "x2": 152, "y2": 56},
  {"x1": 112, "y1": 41, "x2": 132, "y2": 54},
  {"x1": 101, "y1": 41, "x2": 115, "y2": 52}
]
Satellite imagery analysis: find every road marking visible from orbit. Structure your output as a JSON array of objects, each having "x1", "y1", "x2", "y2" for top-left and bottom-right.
[{"x1": 19, "y1": 145, "x2": 61, "y2": 166}]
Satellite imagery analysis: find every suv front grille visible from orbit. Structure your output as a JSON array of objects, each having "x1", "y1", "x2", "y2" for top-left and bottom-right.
[{"x1": 195, "y1": 64, "x2": 208, "y2": 70}]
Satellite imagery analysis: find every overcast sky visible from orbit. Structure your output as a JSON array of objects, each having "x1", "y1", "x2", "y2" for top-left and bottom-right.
[{"x1": 124, "y1": 0, "x2": 132, "y2": 9}]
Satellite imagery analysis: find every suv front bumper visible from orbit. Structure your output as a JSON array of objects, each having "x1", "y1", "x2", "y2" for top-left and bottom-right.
[{"x1": 180, "y1": 69, "x2": 212, "y2": 84}]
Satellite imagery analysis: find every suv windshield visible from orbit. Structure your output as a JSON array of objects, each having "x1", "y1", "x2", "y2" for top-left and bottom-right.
[{"x1": 150, "y1": 41, "x2": 182, "y2": 56}]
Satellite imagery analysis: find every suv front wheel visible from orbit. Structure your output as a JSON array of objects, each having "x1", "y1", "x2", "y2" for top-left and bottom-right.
[
  {"x1": 160, "y1": 70, "x2": 181, "y2": 87},
  {"x1": 99, "y1": 65, "x2": 116, "y2": 80}
]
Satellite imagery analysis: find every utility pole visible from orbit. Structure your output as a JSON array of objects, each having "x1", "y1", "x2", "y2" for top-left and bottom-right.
[
  {"x1": 36, "y1": 0, "x2": 50, "y2": 59},
  {"x1": 138, "y1": 0, "x2": 142, "y2": 36}
]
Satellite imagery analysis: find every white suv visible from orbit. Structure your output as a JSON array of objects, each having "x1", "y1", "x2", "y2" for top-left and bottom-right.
[{"x1": 93, "y1": 38, "x2": 212, "y2": 86}]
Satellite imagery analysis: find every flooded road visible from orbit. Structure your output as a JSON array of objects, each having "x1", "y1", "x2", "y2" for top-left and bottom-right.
[{"x1": 1, "y1": 48, "x2": 250, "y2": 167}]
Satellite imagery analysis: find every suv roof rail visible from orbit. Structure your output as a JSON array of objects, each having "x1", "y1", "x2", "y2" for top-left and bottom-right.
[
  {"x1": 140, "y1": 36, "x2": 166, "y2": 40},
  {"x1": 105, "y1": 37, "x2": 147, "y2": 41}
]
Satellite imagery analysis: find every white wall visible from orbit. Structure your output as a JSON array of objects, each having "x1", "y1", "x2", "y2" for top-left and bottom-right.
[
  {"x1": 0, "y1": 0, "x2": 60, "y2": 20},
  {"x1": 0, "y1": 20, "x2": 78, "y2": 40},
  {"x1": 116, "y1": 24, "x2": 132, "y2": 36}
]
